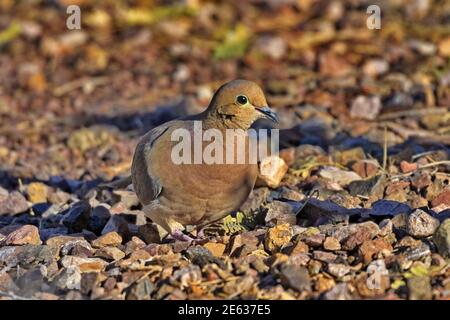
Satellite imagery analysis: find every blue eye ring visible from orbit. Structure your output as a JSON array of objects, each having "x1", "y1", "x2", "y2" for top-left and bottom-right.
[{"x1": 236, "y1": 95, "x2": 248, "y2": 105}]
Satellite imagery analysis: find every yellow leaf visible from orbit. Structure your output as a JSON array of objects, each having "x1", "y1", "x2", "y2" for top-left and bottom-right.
[{"x1": 391, "y1": 279, "x2": 406, "y2": 290}]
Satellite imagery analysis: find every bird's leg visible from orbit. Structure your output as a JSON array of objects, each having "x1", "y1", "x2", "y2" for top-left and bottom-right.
[
  {"x1": 171, "y1": 229, "x2": 209, "y2": 244},
  {"x1": 171, "y1": 229, "x2": 196, "y2": 242},
  {"x1": 197, "y1": 228, "x2": 205, "y2": 238}
]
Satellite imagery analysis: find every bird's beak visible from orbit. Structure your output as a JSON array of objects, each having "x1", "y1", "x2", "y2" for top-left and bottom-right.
[{"x1": 255, "y1": 106, "x2": 279, "y2": 123}]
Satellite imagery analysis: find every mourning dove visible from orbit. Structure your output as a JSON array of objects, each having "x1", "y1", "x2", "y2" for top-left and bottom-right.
[{"x1": 131, "y1": 80, "x2": 278, "y2": 242}]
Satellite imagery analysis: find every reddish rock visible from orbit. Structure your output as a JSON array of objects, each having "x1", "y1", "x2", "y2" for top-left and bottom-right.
[
  {"x1": 0, "y1": 191, "x2": 29, "y2": 215},
  {"x1": 400, "y1": 161, "x2": 418, "y2": 173},
  {"x1": 410, "y1": 171, "x2": 432, "y2": 190},
  {"x1": 431, "y1": 189, "x2": 450, "y2": 208},
  {"x1": 358, "y1": 238, "x2": 393, "y2": 264},
  {"x1": 1, "y1": 225, "x2": 42, "y2": 246},
  {"x1": 286, "y1": 240, "x2": 309, "y2": 255},
  {"x1": 313, "y1": 250, "x2": 337, "y2": 263},
  {"x1": 351, "y1": 160, "x2": 379, "y2": 178},
  {"x1": 91, "y1": 231, "x2": 122, "y2": 248},
  {"x1": 342, "y1": 227, "x2": 379, "y2": 251},
  {"x1": 302, "y1": 234, "x2": 325, "y2": 248}
]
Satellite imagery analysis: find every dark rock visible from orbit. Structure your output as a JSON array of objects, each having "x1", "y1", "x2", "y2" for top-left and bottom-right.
[
  {"x1": 368, "y1": 200, "x2": 411, "y2": 219},
  {"x1": 40, "y1": 227, "x2": 69, "y2": 241},
  {"x1": 137, "y1": 223, "x2": 164, "y2": 244},
  {"x1": 62, "y1": 201, "x2": 91, "y2": 233},
  {"x1": 296, "y1": 198, "x2": 354, "y2": 225},
  {"x1": 88, "y1": 205, "x2": 111, "y2": 234},
  {"x1": 279, "y1": 264, "x2": 311, "y2": 292},
  {"x1": 101, "y1": 215, "x2": 130, "y2": 238},
  {"x1": 348, "y1": 175, "x2": 386, "y2": 198},
  {"x1": 185, "y1": 246, "x2": 224, "y2": 268},
  {"x1": 60, "y1": 239, "x2": 93, "y2": 256}
]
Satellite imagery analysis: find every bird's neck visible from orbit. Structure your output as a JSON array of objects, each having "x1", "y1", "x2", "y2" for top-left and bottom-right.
[{"x1": 201, "y1": 110, "x2": 252, "y2": 131}]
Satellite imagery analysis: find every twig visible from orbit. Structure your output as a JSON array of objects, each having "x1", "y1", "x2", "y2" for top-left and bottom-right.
[
  {"x1": 0, "y1": 291, "x2": 33, "y2": 300},
  {"x1": 295, "y1": 189, "x2": 319, "y2": 216},
  {"x1": 411, "y1": 151, "x2": 437, "y2": 161},
  {"x1": 382, "y1": 125, "x2": 388, "y2": 171},
  {"x1": 377, "y1": 108, "x2": 449, "y2": 121},
  {"x1": 418, "y1": 161, "x2": 450, "y2": 170},
  {"x1": 53, "y1": 77, "x2": 108, "y2": 96}
]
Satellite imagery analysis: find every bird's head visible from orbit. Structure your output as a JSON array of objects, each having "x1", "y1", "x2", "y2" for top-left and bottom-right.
[{"x1": 205, "y1": 80, "x2": 278, "y2": 130}]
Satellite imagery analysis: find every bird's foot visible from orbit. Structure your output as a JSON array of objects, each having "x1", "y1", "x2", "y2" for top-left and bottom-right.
[{"x1": 171, "y1": 229, "x2": 208, "y2": 245}]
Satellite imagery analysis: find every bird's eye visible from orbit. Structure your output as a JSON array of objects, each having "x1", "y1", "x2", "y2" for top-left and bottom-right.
[{"x1": 236, "y1": 95, "x2": 248, "y2": 105}]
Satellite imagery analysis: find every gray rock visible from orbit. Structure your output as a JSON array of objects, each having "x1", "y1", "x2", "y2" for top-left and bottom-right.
[
  {"x1": 279, "y1": 264, "x2": 311, "y2": 292},
  {"x1": 263, "y1": 200, "x2": 296, "y2": 225},
  {"x1": 327, "y1": 263, "x2": 351, "y2": 278},
  {"x1": 433, "y1": 219, "x2": 450, "y2": 257},
  {"x1": 319, "y1": 166, "x2": 362, "y2": 185},
  {"x1": 406, "y1": 209, "x2": 440, "y2": 238},
  {"x1": 322, "y1": 283, "x2": 352, "y2": 300},
  {"x1": 126, "y1": 277, "x2": 155, "y2": 300},
  {"x1": 404, "y1": 242, "x2": 431, "y2": 261},
  {"x1": 0, "y1": 191, "x2": 29, "y2": 215},
  {"x1": 53, "y1": 266, "x2": 82, "y2": 290}
]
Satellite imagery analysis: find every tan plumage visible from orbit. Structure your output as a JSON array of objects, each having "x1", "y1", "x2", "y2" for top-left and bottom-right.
[{"x1": 131, "y1": 80, "x2": 278, "y2": 241}]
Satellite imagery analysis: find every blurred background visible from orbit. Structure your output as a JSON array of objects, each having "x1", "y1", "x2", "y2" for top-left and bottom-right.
[{"x1": 0, "y1": 0, "x2": 449, "y2": 183}]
